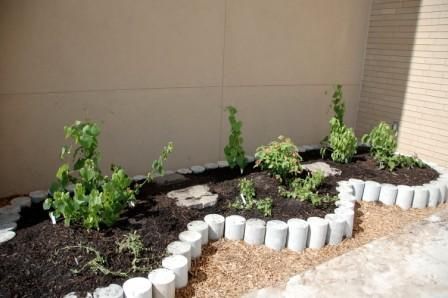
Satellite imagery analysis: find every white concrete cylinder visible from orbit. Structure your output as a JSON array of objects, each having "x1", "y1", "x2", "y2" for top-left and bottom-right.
[
  {"x1": 437, "y1": 178, "x2": 448, "y2": 203},
  {"x1": 286, "y1": 218, "x2": 308, "y2": 252},
  {"x1": 166, "y1": 241, "x2": 191, "y2": 270},
  {"x1": 244, "y1": 218, "x2": 266, "y2": 245},
  {"x1": 123, "y1": 277, "x2": 152, "y2": 298},
  {"x1": 224, "y1": 215, "x2": 246, "y2": 241},
  {"x1": 264, "y1": 220, "x2": 288, "y2": 251},
  {"x1": 147, "y1": 268, "x2": 175, "y2": 298},
  {"x1": 362, "y1": 181, "x2": 381, "y2": 202},
  {"x1": 306, "y1": 217, "x2": 329, "y2": 249},
  {"x1": 348, "y1": 179, "x2": 365, "y2": 201},
  {"x1": 178, "y1": 231, "x2": 202, "y2": 259},
  {"x1": 324, "y1": 214, "x2": 346, "y2": 245},
  {"x1": 335, "y1": 200, "x2": 355, "y2": 210},
  {"x1": 334, "y1": 208, "x2": 355, "y2": 238},
  {"x1": 336, "y1": 185, "x2": 354, "y2": 195},
  {"x1": 93, "y1": 284, "x2": 124, "y2": 298},
  {"x1": 203, "y1": 214, "x2": 225, "y2": 241},
  {"x1": 187, "y1": 220, "x2": 209, "y2": 245},
  {"x1": 378, "y1": 184, "x2": 398, "y2": 206},
  {"x1": 395, "y1": 185, "x2": 414, "y2": 210},
  {"x1": 425, "y1": 183, "x2": 441, "y2": 207},
  {"x1": 162, "y1": 255, "x2": 188, "y2": 289},
  {"x1": 412, "y1": 186, "x2": 429, "y2": 209},
  {"x1": 432, "y1": 181, "x2": 447, "y2": 204}
]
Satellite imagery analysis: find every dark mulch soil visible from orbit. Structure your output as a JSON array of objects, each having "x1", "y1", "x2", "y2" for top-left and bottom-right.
[{"x1": 0, "y1": 150, "x2": 438, "y2": 298}]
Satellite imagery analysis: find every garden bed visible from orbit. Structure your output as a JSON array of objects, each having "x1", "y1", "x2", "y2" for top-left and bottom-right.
[{"x1": 0, "y1": 150, "x2": 439, "y2": 297}]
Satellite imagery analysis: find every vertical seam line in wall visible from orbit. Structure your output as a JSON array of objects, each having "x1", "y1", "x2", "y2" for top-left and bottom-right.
[
  {"x1": 355, "y1": 0, "x2": 374, "y2": 135},
  {"x1": 218, "y1": 0, "x2": 228, "y2": 159}
]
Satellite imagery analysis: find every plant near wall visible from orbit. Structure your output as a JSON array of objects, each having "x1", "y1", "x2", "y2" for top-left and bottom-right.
[
  {"x1": 254, "y1": 136, "x2": 302, "y2": 183},
  {"x1": 320, "y1": 85, "x2": 357, "y2": 163},
  {"x1": 224, "y1": 106, "x2": 247, "y2": 173},
  {"x1": 361, "y1": 121, "x2": 424, "y2": 171},
  {"x1": 231, "y1": 178, "x2": 273, "y2": 217},
  {"x1": 279, "y1": 171, "x2": 337, "y2": 206},
  {"x1": 43, "y1": 121, "x2": 173, "y2": 229}
]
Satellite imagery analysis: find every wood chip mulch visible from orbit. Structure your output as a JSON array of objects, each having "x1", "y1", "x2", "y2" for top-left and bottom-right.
[{"x1": 177, "y1": 202, "x2": 447, "y2": 298}]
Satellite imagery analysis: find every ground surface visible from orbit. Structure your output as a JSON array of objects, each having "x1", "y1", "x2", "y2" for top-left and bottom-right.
[
  {"x1": 176, "y1": 203, "x2": 447, "y2": 298},
  {"x1": 244, "y1": 207, "x2": 448, "y2": 298},
  {"x1": 0, "y1": 151, "x2": 439, "y2": 297}
]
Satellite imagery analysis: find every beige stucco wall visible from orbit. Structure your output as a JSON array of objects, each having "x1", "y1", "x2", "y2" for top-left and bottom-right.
[
  {"x1": 0, "y1": 0, "x2": 371, "y2": 197},
  {"x1": 357, "y1": 0, "x2": 448, "y2": 166}
]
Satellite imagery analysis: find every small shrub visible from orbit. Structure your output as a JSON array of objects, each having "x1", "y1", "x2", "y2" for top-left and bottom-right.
[
  {"x1": 231, "y1": 178, "x2": 273, "y2": 217},
  {"x1": 254, "y1": 136, "x2": 302, "y2": 182},
  {"x1": 279, "y1": 171, "x2": 337, "y2": 206},
  {"x1": 361, "y1": 121, "x2": 424, "y2": 171},
  {"x1": 44, "y1": 121, "x2": 173, "y2": 229},
  {"x1": 224, "y1": 106, "x2": 247, "y2": 173},
  {"x1": 321, "y1": 85, "x2": 357, "y2": 163}
]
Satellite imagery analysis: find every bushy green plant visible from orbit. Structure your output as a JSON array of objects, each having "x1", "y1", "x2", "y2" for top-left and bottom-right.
[
  {"x1": 231, "y1": 178, "x2": 273, "y2": 217},
  {"x1": 321, "y1": 85, "x2": 357, "y2": 163},
  {"x1": 44, "y1": 121, "x2": 173, "y2": 229},
  {"x1": 279, "y1": 171, "x2": 337, "y2": 206},
  {"x1": 254, "y1": 136, "x2": 302, "y2": 182},
  {"x1": 224, "y1": 106, "x2": 247, "y2": 173},
  {"x1": 361, "y1": 121, "x2": 424, "y2": 171}
]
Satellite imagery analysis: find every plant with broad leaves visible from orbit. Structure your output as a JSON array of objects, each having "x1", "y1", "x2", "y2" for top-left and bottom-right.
[
  {"x1": 321, "y1": 117, "x2": 357, "y2": 163},
  {"x1": 224, "y1": 106, "x2": 247, "y2": 173},
  {"x1": 361, "y1": 121, "x2": 424, "y2": 171},
  {"x1": 279, "y1": 170, "x2": 337, "y2": 206},
  {"x1": 44, "y1": 121, "x2": 173, "y2": 229},
  {"x1": 231, "y1": 178, "x2": 273, "y2": 217},
  {"x1": 254, "y1": 136, "x2": 302, "y2": 183}
]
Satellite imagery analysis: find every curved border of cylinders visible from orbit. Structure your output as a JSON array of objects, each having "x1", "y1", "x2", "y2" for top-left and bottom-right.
[{"x1": 60, "y1": 149, "x2": 448, "y2": 298}]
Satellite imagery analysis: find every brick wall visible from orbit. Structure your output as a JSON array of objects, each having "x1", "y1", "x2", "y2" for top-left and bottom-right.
[{"x1": 357, "y1": 0, "x2": 448, "y2": 166}]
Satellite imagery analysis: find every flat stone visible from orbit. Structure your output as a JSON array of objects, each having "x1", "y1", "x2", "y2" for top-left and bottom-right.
[
  {"x1": 245, "y1": 155, "x2": 255, "y2": 163},
  {"x1": 0, "y1": 231, "x2": 16, "y2": 244},
  {"x1": 0, "y1": 213, "x2": 20, "y2": 225},
  {"x1": 168, "y1": 185, "x2": 218, "y2": 209},
  {"x1": 132, "y1": 175, "x2": 147, "y2": 182},
  {"x1": 0, "y1": 205, "x2": 21, "y2": 214},
  {"x1": 64, "y1": 292, "x2": 92, "y2": 298},
  {"x1": 217, "y1": 160, "x2": 229, "y2": 168},
  {"x1": 65, "y1": 183, "x2": 76, "y2": 193},
  {"x1": 0, "y1": 222, "x2": 17, "y2": 232},
  {"x1": 164, "y1": 170, "x2": 175, "y2": 175},
  {"x1": 190, "y1": 165, "x2": 205, "y2": 174},
  {"x1": 177, "y1": 168, "x2": 192, "y2": 175},
  {"x1": 10, "y1": 196, "x2": 32, "y2": 208},
  {"x1": 29, "y1": 190, "x2": 48, "y2": 204},
  {"x1": 154, "y1": 173, "x2": 187, "y2": 185},
  {"x1": 204, "y1": 163, "x2": 219, "y2": 170},
  {"x1": 302, "y1": 162, "x2": 341, "y2": 177},
  {"x1": 93, "y1": 284, "x2": 123, "y2": 298}
]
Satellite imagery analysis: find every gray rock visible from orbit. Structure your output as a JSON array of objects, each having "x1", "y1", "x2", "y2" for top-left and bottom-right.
[
  {"x1": 154, "y1": 173, "x2": 187, "y2": 185},
  {"x1": 132, "y1": 175, "x2": 147, "y2": 182},
  {"x1": 29, "y1": 190, "x2": 48, "y2": 204},
  {"x1": 65, "y1": 183, "x2": 76, "y2": 193},
  {"x1": 204, "y1": 163, "x2": 219, "y2": 170},
  {"x1": 93, "y1": 284, "x2": 123, "y2": 298},
  {"x1": 245, "y1": 155, "x2": 255, "y2": 163},
  {"x1": 177, "y1": 168, "x2": 192, "y2": 175},
  {"x1": 217, "y1": 160, "x2": 229, "y2": 168},
  {"x1": 302, "y1": 162, "x2": 341, "y2": 177},
  {"x1": 0, "y1": 213, "x2": 20, "y2": 225},
  {"x1": 10, "y1": 196, "x2": 31, "y2": 208},
  {"x1": 63, "y1": 293, "x2": 92, "y2": 298},
  {"x1": 164, "y1": 170, "x2": 175, "y2": 175},
  {"x1": 0, "y1": 231, "x2": 16, "y2": 244},
  {"x1": 168, "y1": 185, "x2": 218, "y2": 209},
  {"x1": 190, "y1": 165, "x2": 206, "y2": 174},
  {"x1": 0, "y1": 222, "x2": 17, "y2": 232},
  {"x1": 0, "y1": 205, "x2": 21, "y2": 214}
]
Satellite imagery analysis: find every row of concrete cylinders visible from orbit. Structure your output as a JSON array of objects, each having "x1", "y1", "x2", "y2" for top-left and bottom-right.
[
  {"x1": 120, "y1": 201, "x2": 355, "y2": 298},
  {"x1": 344, "y1": 174, "x2": 448, "y2": 209}
]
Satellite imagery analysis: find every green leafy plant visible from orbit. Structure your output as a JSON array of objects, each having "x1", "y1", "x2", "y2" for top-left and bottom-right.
[
  {"x1": 224, "y1": 106, "x2": 247, "y2": 173},
  {"x1": 321, "y1": 85, "x2": 357, "y2": 163},
  {"x1": 361, "y1": 121, "x2": 424, "y2": 171},
  {"x1": 254, "y1": 136, "x2": 302, "y2": 182},
  {"x1": 44, "y1": 121, "x2": 173, "y2": 229},
  {"x1": 231, "y1": 178, "x2": 273, "y2": 217},
  {"x1": 117, "y1": 231, "x2": 145, "y2": 273},
  {"x1": 279, "y1": 171, "x2": 337, "y2": 206}
]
